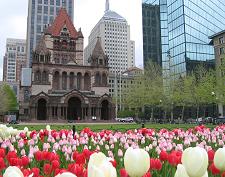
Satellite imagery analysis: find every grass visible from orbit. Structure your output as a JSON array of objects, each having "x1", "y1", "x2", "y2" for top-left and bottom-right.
[{"x1": 8, "y1": 123, "x2": 216, "y2": 132}]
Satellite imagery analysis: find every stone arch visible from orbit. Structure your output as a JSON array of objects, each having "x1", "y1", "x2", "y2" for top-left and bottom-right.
[
  {"x1": 42, "y1": 71, "x2": 48, "y2": 83},
  {"x1": 35, "y1": 70, "x2": 41, "y2": 82},
  {"x1": 62, "y1": 71, "x2": 67, "y2": 90},
  {"x1": 69, "y1": 72, "x2": 75, "y2": 89},
  {"x1": 95, "y1": 72, "x2": 101, "y2": 86},
  {"x1": 101, "y1": 100, "x2": 109, "y2": 120},
  {"x1": 102, "y1": 73, "x2": 107, "y2": 86},
  {"x1": 53, "y1": 71, "x2": 60, "y2": 90},
  {"x1": 67, "y1": 97, "x2": 82, "y2": 120},
  {"x1": 84, "y1": 72, "x2": 91, "y2": 91},
  {"x1": 37, "y1": 98, "x2": 47, "y2": 120},
  {"x1": 77, "y1": 72, "x2": 82, "y2": 90}
]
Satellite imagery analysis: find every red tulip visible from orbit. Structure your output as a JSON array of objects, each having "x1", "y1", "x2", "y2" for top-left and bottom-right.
[
  {"x1": 21, "y1": 156, "x2": 29, "y2": 167},
  {"x1": 34, "y1": 151, "x2": 43, "y2": 161},
  {"x1": 52, "y1": 160, "x2": 60, "y2": 170},
  {"x1": 0, "y1": 148, "x2": 6, "y2": 158},
  {"x1": 208, "y1": 150, "x2": 215, "y2": 162},
  {"x1": 159, "y1": 151, "x2": 168, "y2": 161},
  {"x1": 31, "y1": 168, "x2": 40, "y2": 177},
  {"x1": 120, "y1": 168, "x2": 129, "y2": 177},
  {"x1": 209, "y1": 162, "x2": 220, "y2": 175},
  {"x1": 43, "y1": 163, "x2": 52, "y2": 175}
]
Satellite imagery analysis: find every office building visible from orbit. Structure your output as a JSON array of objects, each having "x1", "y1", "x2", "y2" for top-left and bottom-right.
[
  {"x1": 142, "y1": 0, "x2": 161, "y2": 66},
  {"x1": 26, "y1": 0, "x2": 74, "y2": 67},
  {"x1": 159, "y1": 0, "x2": 225, "y2": 85},
  {"x1": 84, "y1": 0, "x2": 135, "y2": 74},
  {"x1": 3, "y1": 38, "x2": 26, "y2": 82}
]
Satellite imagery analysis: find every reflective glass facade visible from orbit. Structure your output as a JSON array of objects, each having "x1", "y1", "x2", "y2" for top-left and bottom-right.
[
  {"x1": 142, "y1": 1, "x2": 161, "y2": 67},
  {"x1": 160, "y1": 0, "x2": 225, "y2": 80}
]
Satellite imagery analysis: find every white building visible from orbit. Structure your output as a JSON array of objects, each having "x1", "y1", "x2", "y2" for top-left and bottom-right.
[
  {"x1": 3, "y1": 38, "x2": 26, "y2": 82},
  {"x1": 84, "y1": 0, "x2": 135, "y2": 74},
  {"x1": 26, "y1": 0, "x2": 74, "y2": 67}
]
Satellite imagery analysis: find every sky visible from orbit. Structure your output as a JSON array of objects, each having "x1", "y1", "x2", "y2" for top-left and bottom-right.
[{"x1": 0, "y1": 0, "x2": 143, "y2": 81}]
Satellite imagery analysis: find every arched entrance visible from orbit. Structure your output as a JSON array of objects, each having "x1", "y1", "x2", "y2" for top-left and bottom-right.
[
  {"x1": 37, "y1": 98, "x2": 47, "y2": 120},
  {"x1": 67, "y1": 97, "x2": 82, "y2": 120},
  {"x1": 101, "y1": 100, "x2": 109, "y2": 120}
]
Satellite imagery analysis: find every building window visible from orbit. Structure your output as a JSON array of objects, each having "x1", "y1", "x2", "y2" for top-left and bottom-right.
[
  {"x1": 220, "y1": 47, "x2": 225, "y2": 55},
  {"x1": 50, "y1": 0, "x2": 54, "y2": 5},
  {"x1": 44, "y1": 6, "x2": 48, "y2": 14},
  {"x1": 219, "y1": 37, "x2": 224, "y2": 44},
  {"x1": 50, "y1": 7, "x2": 54, "y2": 15},
  {"x1": 56, "y1": 0, "x2": 60, "y2": 6},
  {"x1": 44, "y1": 0, "x2": 48, "y2": 4},
  {"x1": 43, "y1": 15, "x2": 48, "y2": 24},
  {"x1": 37, "y1": 5, "x2": 42, "y2": 13}
]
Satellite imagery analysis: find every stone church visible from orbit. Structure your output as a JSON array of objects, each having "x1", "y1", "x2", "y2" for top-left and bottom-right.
[{"x1": 19, "y1": 8, "x2": 115, "y2": 121}]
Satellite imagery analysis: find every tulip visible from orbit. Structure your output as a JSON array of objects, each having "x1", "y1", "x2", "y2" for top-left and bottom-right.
[
  {"x1": 55, "y1": 172, "x2": 77, "y2": 177},
  {"x1": 88, "y1": 152, "x2": 117, "y2": 177},
  {"x1": 124, "y1": 147, "x2": 150, "y2": 177},
  {"x1": 214, "y1": 148, "x2": 225, "y2": 171},
  {"x1": 182, "y1": 147, "x2": 208, "y2": 177},
  {"x1": 3, "y1": 166, "x2": 24, "y2": 177},
  {"x1": 174, "y1": 164, "x2": 189, "y2": 177}
]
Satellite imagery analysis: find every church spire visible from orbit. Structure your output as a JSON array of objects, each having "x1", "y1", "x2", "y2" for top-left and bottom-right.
[{"x1": 105, "y1": 0, "x2": 109, "y2": 12}]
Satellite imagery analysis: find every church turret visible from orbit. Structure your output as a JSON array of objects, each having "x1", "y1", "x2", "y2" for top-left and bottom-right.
[
  {"x1": 89, "y1": 37, "x2": 108, "y2": 67},
  {"x1": 33, "y1": 36, "x2": 51, "y2": 64}
]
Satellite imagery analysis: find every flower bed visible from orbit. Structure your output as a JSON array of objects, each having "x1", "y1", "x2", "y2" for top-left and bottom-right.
[{"x1": 0, "y1": 124, "x2": 225, "y2": 176}]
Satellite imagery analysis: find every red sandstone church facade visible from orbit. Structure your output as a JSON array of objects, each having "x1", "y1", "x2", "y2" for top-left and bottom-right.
[{"x1": 19, "y1": 8, "x2": 115, "y2": 121}]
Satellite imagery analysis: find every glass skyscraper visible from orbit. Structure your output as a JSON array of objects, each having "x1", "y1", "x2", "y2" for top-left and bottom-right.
[
  {"x1": 142, "y1": 0, "x2": 162, "y2": 67},
  {"x1": 160, "y1": 0, "x2": 225, "y2": 82},
  {"x1": 26, "y1": 0, "x2": 74, "y2": 67}
]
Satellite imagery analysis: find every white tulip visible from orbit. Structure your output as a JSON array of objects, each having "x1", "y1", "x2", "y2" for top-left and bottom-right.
[
  {"x1": 182, "y1": 147, "x2": 208, "y2": 177},
  {"x1": 55, "y1": 172, "x2": 77, "y2": 177},
  {"x1": 88, "y1": 152, "x2": 117, "y2": 177},
  {"x1": 24, "y1": 127, "x2": 29, "y2": 133},
  {"x1": 174, "y1": 164, "x2": 189, "y2": 177},
  {"x1": 124, "y1": 147, "x2": 150, "y2": 177},
  {"x1": 3, "y1": 166, "x2": 24, "y2": 177},
  {"x1": 46, "y1": 125, "x2": 51, "y2": 131},
  {"x1": 214, "y1": 148, "x2": 225, "y2": 171}
]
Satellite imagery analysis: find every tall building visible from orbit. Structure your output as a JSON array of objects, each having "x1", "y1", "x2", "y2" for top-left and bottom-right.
[
  {"x1": 159, "y1": 0, "x2": 225, "y2": 84},
  {"x1": 20, "y1": 8, "x2": 115, "y2": 121},
  {"x1": 84, "y1": 0, "x2": 135, "y2": 74},
  {"x1": 142, "y1": 0, "x2": 161, "y2": 66},
  {"x1": 26, "y1": 0, "x2": 74, "y2": 67},
  {"x1": 3, "y1": 38, "x2": 26, "y2": 82}
]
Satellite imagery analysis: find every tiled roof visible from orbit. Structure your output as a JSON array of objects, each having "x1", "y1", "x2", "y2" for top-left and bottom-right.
[{"x1": 46, "y1": 8, "x2": 78, "y2": 38}]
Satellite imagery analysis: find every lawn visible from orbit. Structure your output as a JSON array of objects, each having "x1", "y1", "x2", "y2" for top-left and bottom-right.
[{"x1": 9, "y1": 123, "x2": 216, "y2": 131}]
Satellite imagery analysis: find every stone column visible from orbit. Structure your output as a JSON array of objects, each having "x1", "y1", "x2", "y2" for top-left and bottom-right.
[
  {"x1": 87, "y1": 107, "x2": 91, "y2": 121},
  {"x1": 96, "y1": 107, "x2": 100, "y2": 120},
  {"x1": 65, "y1": 106, "x2": 67, "y2": 120},
  {"x1": 81, "y1": 76, "x2": 84, "y2": 90},
  {"x1": 74, "y1": 75, "x2": 77, "y2": 89},
  {"x1": 49, "y1": 106, "x2": 52, "y2": 120},
  {"x1": 67, "y1": 75, "x2": 70, "y2": 90},
  {"x1": 58, "y1": 106, "x2": 61, "y2": 119},
  {"x1": 59, "y1": 74, "x2": 62, "y2": 90}
]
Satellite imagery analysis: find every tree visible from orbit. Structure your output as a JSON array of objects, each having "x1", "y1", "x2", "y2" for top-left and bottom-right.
[
  {"x1": 0, "y1": 86, "x2": 8, "y2": 114},
  {"x1": 2, "y1": 84, "x2": 18, "y2": 112}
]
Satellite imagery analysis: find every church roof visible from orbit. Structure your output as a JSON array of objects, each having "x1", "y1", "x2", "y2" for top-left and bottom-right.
[
  {"x1": 102, "y1": 10, "x2": 126, "y2": 22},
  {"x1": 46, "y1": 8, "x2": 78, "y2": 38},
  {"x1": 35, "y1": 36, "x2": 50, "y2": 54}
]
